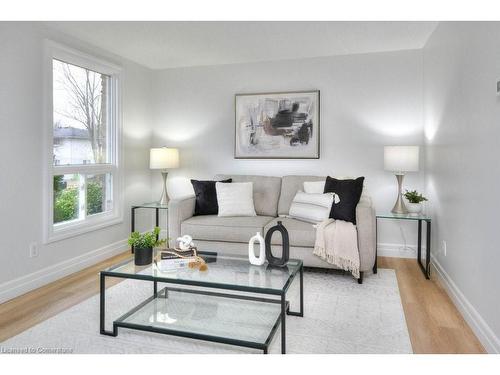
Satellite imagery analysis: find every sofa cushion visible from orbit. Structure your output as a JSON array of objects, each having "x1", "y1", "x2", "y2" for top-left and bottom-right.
[
  {"x1": 191, "y1": 178, "x2": 232, "y2": 216},
  {"x1": 181, "y1": 215, "x2": 275, "y2": 243},
  {"x1": 214, "y1": 174, "x2": 281, "y2": 217},
  {"x1": 303, "y1": 180, "x2": 326, "y2": 194},
  {"x1": 288, "y1": 191, "x2": 335, "y2": 223},
  {"x1": 324, "y1": 176, "x2": 365, "y2": 224},
  {"x1": 264, "y1": 217, "x2": 317, "y2": 248},
  {"x1": 278, "y1": 175, "x2": 325, "y2": 216}
]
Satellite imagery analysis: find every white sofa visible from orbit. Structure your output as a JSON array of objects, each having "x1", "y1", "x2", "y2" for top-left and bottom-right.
[{"x1": 168, "y1": 175, "x2": 377, "y2": 282}]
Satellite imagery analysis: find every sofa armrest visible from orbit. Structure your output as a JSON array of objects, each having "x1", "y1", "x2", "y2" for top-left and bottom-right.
[
  {"x1": 356, "y1": 200, "x2": 376, "y2": 272},
  {"x1": 168, "y1": 196, "x2": 196, "y2": 247}
]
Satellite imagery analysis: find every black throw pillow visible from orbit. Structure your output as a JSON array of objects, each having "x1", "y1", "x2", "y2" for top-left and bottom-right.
[
  {"x1": 191, "y1": 179, "x2": 232, "y2": 216},
  {"x1": 323, "y1": 176, "x2": 365, "y2": 224}
]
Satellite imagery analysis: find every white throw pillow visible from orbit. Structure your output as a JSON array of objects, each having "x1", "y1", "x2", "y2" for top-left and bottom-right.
[
  {"x1": 288, "y1": 191, "x2": 335, "y2": 223},
  {"x1": 303, "y1": 180, "x2": 326, "y2": 194},
  {"x1": 216, "y1": 182, "x2": 256, "y2": 217}
]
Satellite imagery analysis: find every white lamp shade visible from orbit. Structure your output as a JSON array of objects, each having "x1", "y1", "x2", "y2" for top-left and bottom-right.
[
  {"x1": 149, "y1": 147, "x2": 179, "y2": 169},
  {"x1": 384, "y1": 146, "x2": 419, "y2": 173}
]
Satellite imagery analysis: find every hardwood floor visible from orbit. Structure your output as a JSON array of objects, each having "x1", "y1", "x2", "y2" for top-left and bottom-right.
[
  {"x1": 378, "y1": 257, "x2": 485, "y2": 353},
  {"x1": 0, "y1": 253, "x2": 485, "y2": 353},
  {"x1": 0, "y1": 252, "x2": 130, "y2": 343}
]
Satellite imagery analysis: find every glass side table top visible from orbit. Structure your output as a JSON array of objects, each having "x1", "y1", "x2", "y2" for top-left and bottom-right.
[
  {"x1": 377, "y1": 212, "x2": 431, "y2": 221},
  {"x1": 103, "y1": 253, "x2": 302, "y2": 293},
  {"x1": 132, "y1": 202, "x2": 168, "y2": 209}
]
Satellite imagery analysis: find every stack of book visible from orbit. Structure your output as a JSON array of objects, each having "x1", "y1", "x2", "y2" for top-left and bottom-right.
[{"x1": 156, "y1": 249, "x2": 197, "y2": 271}]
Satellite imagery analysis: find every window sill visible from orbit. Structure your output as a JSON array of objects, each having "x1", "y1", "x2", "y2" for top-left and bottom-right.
[{"x1": 44, "y1": 214, "x2": 123, "y2": 244}]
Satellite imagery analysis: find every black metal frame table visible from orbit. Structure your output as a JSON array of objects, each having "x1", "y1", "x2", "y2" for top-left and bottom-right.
[
  {"x1": 375, "y1": 213, "x2": 432, "y2": 279},
  {"x1": 131, "y1": 202, "x2": 168, "y2": 252},
  {"x1": 100, "y1": 254, "x2": 304, "y2": 354}
]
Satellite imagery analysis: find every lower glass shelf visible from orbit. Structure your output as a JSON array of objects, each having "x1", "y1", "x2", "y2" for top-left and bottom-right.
[{"x1": 114, "y1": 287, "x2": 283, "y2": 349}]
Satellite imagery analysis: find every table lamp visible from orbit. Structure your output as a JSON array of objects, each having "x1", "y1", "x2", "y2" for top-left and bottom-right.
[
  {"x1": 384, "y1": 146, "x2": 419, "y2": 214},
  {"x1": 150, "y1": 147, "x2": 179, "y2": 205}
]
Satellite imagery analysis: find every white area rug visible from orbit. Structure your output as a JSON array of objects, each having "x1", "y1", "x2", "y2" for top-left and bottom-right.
[{"x1": 1, "y1": 269, "x2": 412, "y2": 354}]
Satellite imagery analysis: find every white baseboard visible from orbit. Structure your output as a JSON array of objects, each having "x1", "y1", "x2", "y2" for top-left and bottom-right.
[
  {"x1": 0, "y1": 239, "x2": 129, "y2": 304},
  {"x1": 377, "y1": 243, "x2": 418, "y2": 259},
  {"x1": 432, "y1": 255, "x2": 500, "y2": 354}
]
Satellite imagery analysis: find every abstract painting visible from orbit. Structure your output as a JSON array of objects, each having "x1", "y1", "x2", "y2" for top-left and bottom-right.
[{"x1": 235, "y1": 90, "x2": 320, "y2": 159}]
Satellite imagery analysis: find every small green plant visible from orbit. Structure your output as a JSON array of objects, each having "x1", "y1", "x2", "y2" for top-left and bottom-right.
[
  {"x1": 404, "y1": 190, "x2": 428, "y2": 204},
  {"x1": 128, "y1": 227, "x2": 167, "y2": 249}
]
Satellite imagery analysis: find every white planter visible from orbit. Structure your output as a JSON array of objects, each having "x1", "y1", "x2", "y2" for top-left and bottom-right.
[{"x1": 406, "y1": 202, "x2": 422, "y2": 216}]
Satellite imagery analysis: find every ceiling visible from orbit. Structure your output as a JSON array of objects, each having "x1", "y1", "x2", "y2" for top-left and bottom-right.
[{"x1": 45, "y1": 21, "x2": 438, "y2": 70}]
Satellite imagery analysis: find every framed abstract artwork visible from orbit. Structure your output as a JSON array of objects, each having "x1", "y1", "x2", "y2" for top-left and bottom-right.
[{"x1": 234, "y1": 90, "x2": 320, "y2": 159}]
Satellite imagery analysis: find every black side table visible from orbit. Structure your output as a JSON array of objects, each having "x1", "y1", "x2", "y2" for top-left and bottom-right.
[
  {"x1": 131, "y1": 202, "x2": 168, "y2": 253},
  {"x1": 375, "y1": 213, "x2": 432, "y2": 279}
]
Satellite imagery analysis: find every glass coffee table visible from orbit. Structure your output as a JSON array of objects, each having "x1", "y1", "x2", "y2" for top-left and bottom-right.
[{"x1": 100, "y1": 252, "x2": 304, "y2": 354}]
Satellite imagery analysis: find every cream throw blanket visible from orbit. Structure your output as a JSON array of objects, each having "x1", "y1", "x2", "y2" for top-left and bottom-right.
[{"x1": 313, "y1": 219, "x2": 360, "y2": 278}]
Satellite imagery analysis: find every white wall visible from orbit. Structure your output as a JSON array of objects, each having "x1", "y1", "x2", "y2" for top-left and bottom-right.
[
  {"x1": 424, "y1": 22, "x2": 500, "y2": 353},
  {"x1": 151, "y1": 50, "x2": 426, "y2": 249},
  {"x1": 0, "y1": 22, "x2": 153, "y2": 299}
]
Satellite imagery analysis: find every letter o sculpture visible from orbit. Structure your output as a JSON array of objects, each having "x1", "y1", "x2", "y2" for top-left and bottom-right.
[{"x1": 264, "y1": 221, "x2": 290, "y2": 267}]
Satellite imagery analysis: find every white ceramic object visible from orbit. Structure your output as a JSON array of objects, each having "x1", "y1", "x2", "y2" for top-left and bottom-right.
[
  {"x1": 177, "y1": 235, "x2": 194, "y2": 250},
  {"x1": 406, "y1": 203, "x2": 422, "y2": 216},
  {"x1": 248, "y1": 232, "x2": 266, "y2": 266}
]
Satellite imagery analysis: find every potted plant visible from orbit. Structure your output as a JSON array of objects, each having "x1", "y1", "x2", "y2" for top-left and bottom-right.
[
  {"x1": 128, "y1": 227, "x2": 167, "y2": 265},
  {"x1": 403, "y1": 190, "x2": 428, "y2": 215}
]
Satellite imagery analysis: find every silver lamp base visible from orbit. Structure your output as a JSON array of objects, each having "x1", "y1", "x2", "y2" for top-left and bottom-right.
[
  {"x1": 391, "y1": 174, "x2": 408, "y2": 214},
  {"x1": 158, "y1": 171, "x2": 170, "y2": 206}
]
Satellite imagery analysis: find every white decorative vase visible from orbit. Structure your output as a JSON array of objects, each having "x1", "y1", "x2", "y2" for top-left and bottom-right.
[
  {"x1": 406, "y1": 203, "x2": 422, "y2": 216},
  {"x1": 177, "y1": 235, "x2": 194, "y2": 250},
  {"x1": 248, "y1": 232, "x2": 266, "y2": 266}
]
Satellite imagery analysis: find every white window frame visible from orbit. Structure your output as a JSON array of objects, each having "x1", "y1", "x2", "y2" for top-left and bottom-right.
[{"x1": 43, "y1": 41, "x2": 123, "y2": 244}]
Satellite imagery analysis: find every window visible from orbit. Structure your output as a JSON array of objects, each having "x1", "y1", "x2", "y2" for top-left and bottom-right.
[{"x1": 44, "y1": 42, "x2": 122, "y2": 243}]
